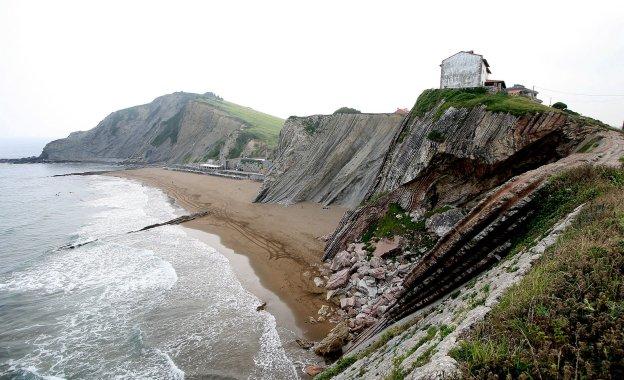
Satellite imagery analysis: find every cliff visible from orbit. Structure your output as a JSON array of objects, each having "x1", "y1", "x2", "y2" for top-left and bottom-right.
[
  {"x1": 41, "y1": 92, "x2": 284, "y2": 164},
  {"x1": 312, "y1": 88, "x2": 624, "y2": 379},
  {"x1": 254, "y1": 113, "x2": 404, "y2": 208}
]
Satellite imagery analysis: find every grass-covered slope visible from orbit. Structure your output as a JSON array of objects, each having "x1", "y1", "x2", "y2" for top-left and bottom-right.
[
  {"x1": 408, "y1": 87, "x2": 614, "y2": 131},
  {"x1": 451, "y1": 165, "x2": 624, "y2": 379},
  {"x1": 196, "y1": 96, "x2": 284, "y2": 148},
  {"x1": 412, "y1": 87, "x2": 553, "y2": 120}
]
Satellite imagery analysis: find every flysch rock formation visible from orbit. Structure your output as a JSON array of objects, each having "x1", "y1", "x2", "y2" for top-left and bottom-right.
[
  {"x1": 312, "y1": 91, "x2": 624, "y2": 377},
  {"x1": 254, "y1": 113, "x2": 404, "y2": 208},
  {"x1": 41, "y1": 92, "x2": 281, "y2": 164},
  {"x1": 333, "y1": 204, "x2": 585, "y2": 379},
  {"x1": 325, "y1": 106, "x2": 594, "y2": 260}
]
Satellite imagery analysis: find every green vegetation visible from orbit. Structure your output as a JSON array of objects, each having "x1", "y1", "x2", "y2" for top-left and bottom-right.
[
  {"x1": 551, "y1": 101, "x2": 568, "y2": 110},
  {"x1": 451, "y1": 165, "x2": 624, "y2": 379},
  {"x1": 196, "y1": 97, "x2": 284, "y2": 148},
  {"x1": 202, "y1": 139, "x2": 225, "y2": 160},
  {"x1": 362, "y1": 191, "x2": 390, "y2": 207},
  {"x1": 578, "y1": 136, "x2": 602, "y2": 153},
  {"x1": 314, "y1": 356, "x2": 357, "y2": 380},
  {"x1": 508, "y1": 165, "x2": 624, "y2": 257},
  {"x1": 315, "y1": 319, "x2": 421, "y2": 380},
  {"x1": 151, "y1": 109, "x2": 185, "y2": 146},
  {"x1": 333, "y1": 107, "x2": 361, "y2": 114},
  {"x1": 362, "y1": 203, "x2": 424, "y2": 242},
  {"x1": 411, "y1": 88, "x2": 554, "y2": 121},
  {"x1": 302, "y1": 118, "x2": 321, "y2": 135},
  {"x1": 390, "y1": 326, "x2": 438, "y2": 374},
  {"x1": 426, "y1": 130, "x2": 445, "y2": 143},
  {"x1": 227, "y1": 131, "x2": 256, "y2": 159},
  {"x1": 423, "y1": 205, "x2": 453, "y2": 218},
  {"x1": 439, "y1": 324, "x2": 455, "y2": 338},
  {"x1": 413, "y1": 345, "x2": 437, "y2": 368}
]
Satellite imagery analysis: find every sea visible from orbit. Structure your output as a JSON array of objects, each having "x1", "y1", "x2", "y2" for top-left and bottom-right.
[{"x1": 0, "y1": 140, "x2": 309, "y2": 379}]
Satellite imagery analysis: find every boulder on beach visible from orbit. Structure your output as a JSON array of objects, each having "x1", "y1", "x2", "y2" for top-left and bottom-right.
[
  {"x1": 313, "y1": 321, "x2": 350, "y2": 356},
  {"x1": 326, "y1": 268, "x2": 350, "y2": 290}
]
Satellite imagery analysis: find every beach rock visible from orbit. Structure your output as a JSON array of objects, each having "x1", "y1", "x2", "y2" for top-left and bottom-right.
[
  {"x1": 313, "y1": 277, "x2": 325, "y2": 287},
  {"x1": 330, "y1": 251, "x2": 352, "y2": 271},
  {"x1": 304, "y1": 364, "x2": 326, "y2": 376},
  {"x1": 369, "y1": 256, "x2": 383, "y2": 268},
  {"x1": 370, "y1": 267, "x2": 386, "y2": 280},
  {"x1": 296, "y1": 338, "x2": 314, "y2": 350},
  {"x1": 256, "y1": 301, "x2": 267, "y2": 311},
  {"x1": 356, "y1": 264, "x2": 371, "y2": 276},
  {"x1": 397, "y1": 263, "x2": 411, "y2": 274},
  {"x1": 373, "y1": 236, "x2": 401, "y2": 258},
  {"x1": 326, "y1": 268, "x2": 350, "y2": 290},
  {"x1": 318, "y1": 305, "x2": 330, "y2": 317},
  {"x1": 426, "y1": 207, "x2": 464, "y2": 237},
  {"x1": 340, "y1": 297, "x2": 356, "y2": 309},
  {"x1": 318, "y1": 234, "x2": 331, "y2": 242},
  {"x1": 313, "y1": 321, "x2": 350, "y2": 356}
]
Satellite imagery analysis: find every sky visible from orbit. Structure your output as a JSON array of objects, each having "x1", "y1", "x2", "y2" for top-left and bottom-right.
[{"x1": 0, "y1": 0, "x2": 623, "y2": 140}]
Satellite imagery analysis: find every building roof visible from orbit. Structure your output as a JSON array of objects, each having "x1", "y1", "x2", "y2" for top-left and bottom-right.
[
  {"x1": 506, "y1": 84, "x2": 538, "y2": 95},
  {"x1": 441, "y1": 50, "x2": 492, "y2": 74}
]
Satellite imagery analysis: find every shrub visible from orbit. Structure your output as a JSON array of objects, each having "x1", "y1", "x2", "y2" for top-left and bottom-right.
[
  {"x1": 362, "y1": 203, "x2": 423, "y2": 242},
  {"x1": 426, "y1": 130, "x2": 445, "y2": 143},
  {"x1": 333, "y1": 107, "x2": 361, "y2": 114},
  {"x1": 151, "y1": 109, "x2": 185, "y2": 146},
  {"x1": 552, "y1": 101, "x2": 568, "y2": 110}
]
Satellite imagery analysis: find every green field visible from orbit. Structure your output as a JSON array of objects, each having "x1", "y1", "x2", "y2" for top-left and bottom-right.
[{"x1": 196, "y1": 97, "x2": 284, "y2": 148}]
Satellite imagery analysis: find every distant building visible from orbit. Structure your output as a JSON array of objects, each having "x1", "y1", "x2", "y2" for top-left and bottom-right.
[
  {"x1": 394, "y1": 108, "x2": 409, "y2": 116},
  {"x1": 440, "y1": 50, "x2": 491, "y2": 89},
  {"x1": 506, "y1": 84, "x2": 541, "y2": 102}
]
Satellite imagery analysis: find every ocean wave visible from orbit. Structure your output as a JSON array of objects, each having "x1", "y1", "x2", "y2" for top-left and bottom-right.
[{"x1": 1, "y1": 174, "x2": 299, "y2": 379}]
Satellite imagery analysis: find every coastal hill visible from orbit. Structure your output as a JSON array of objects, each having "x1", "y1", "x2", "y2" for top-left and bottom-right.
[{"x1": 41, "y1": 92, "x2": 284, "y2": 164}]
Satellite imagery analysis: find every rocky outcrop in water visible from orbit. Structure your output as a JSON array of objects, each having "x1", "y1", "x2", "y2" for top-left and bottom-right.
[
  {"x1": 41, "y1": 92, "x2": 283, "y2": 164},
  {"x1": 254, "y1": 113, "x2": 404, "y2": 208}
]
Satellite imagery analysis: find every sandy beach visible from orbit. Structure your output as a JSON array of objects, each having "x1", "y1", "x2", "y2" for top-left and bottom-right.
[{"x1": 110, "y1": 168, "x2": 346, "y2": 340}]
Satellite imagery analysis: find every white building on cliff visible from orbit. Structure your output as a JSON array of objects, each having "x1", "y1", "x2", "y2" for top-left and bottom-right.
[{"x1": 440, "y1": 50, "x2": 491, "y2": 89}]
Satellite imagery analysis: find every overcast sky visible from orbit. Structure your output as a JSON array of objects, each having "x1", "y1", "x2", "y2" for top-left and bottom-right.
[{"x1": 1, "y1": 0, "x2": 622, "y2": 139}]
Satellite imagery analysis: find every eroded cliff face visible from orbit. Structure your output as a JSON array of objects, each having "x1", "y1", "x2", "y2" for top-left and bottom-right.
[
  {"x1": 41, "y1": 92, "x2": 279, "y2": 164},
  {"x1": 313, "y1": 94, "x2": 624, "y2": 370},
  {"x1": 254, "y1": 113, "x2": 404, "y2": 208},
  {"x1": 325, "y1": 106, "x2": 593, "y2": 260}
]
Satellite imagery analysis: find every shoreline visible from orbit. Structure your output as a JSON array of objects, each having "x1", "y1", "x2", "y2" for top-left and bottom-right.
[{"x1": 109, "y1": 168, "x2": 346, "y2": 341}]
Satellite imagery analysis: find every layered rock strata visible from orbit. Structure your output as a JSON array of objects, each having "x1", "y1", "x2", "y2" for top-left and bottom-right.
[{"x1": 254, "y1": 113, "x2": 404, "y2": 208}]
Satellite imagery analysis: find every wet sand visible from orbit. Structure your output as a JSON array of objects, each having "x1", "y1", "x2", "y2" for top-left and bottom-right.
[{"x1": 110, "y1": 168, "x2": 346, "y2": 340}]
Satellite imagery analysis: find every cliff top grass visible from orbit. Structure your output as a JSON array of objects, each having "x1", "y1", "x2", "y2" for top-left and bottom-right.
[
  {"x1": 451, "y1": 165, "x2": 624, "y2": 379},
  {"x1": 412, "y1": 88, "x2": 554, "y2": 120},
  {"x1": 196, "y1": 96, "x2": 284, "y2": 148}
]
